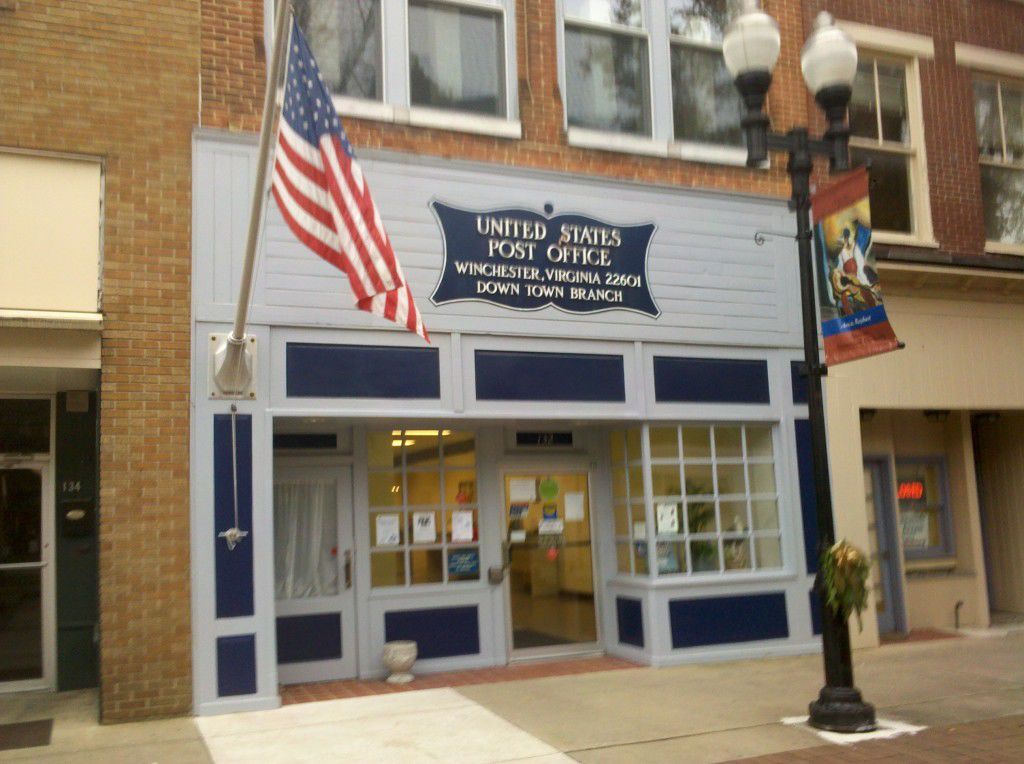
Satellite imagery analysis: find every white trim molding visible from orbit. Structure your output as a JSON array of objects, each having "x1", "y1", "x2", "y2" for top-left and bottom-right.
[
  {"x1": 837, "y1": 21, "x2": 935, "y2": 60},
  {"x1": 955, "y1": 42, "x2": 1024, "y2": 78},
  {"x1": 0, "y1": 309, "x2": 104, "y2": 330}
]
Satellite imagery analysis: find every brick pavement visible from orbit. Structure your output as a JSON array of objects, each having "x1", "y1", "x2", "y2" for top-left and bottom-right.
[
  {"x1": 280, "y1": 655, "x2": 636, "y2": 705},
  {"x1": 735, "y1": 714, "x2": 1024, "y2": 763}
]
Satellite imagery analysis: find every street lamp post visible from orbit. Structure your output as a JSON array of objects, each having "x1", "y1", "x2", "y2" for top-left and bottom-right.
[{"x1": 723, "y1": 1, "x2": 876, "y2": 733}]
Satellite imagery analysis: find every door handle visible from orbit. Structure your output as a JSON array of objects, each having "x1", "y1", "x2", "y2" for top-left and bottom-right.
[{"x1": 343, "y1": 550, "x2": 352, "y2": 590}]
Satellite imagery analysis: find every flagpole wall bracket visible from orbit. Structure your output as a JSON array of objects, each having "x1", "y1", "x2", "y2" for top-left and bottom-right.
[{"x1": 209, "y1": 333, "x2": 258, "y2": 400}]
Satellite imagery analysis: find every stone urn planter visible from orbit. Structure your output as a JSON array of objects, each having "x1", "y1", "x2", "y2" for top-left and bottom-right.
[{"x1": 382, "y1": 640, "x2": 417, "y2": 684}]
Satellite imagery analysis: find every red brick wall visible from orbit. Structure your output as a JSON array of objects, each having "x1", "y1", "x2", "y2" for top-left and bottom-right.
[
  {"x1": 0, "y1": 1, "x2": 199, "y2": 721},
  {"x1": 805, "y1": 0, "x2": 1024, "y2": 262},
  {"x1": 201, "y1": 0, "x2": 810, "y2": 199}
]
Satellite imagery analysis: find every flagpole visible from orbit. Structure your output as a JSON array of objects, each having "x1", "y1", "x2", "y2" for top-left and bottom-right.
[{"x1": 212, "y1": 0, "x2": 293, "y2": 397}]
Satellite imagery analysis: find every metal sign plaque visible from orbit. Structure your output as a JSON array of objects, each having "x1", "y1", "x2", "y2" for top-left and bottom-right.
[{"x1": 429, "y1": 201, "x2": 660, "y2": 317}]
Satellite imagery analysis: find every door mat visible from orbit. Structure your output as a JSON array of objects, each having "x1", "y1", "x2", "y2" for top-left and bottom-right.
[
  {"x1": 0, "y1": 719, "x2": 53, "y2": 752},
  {"x1": 512, "y1": 629, "x2": 573, "y2": 649}
]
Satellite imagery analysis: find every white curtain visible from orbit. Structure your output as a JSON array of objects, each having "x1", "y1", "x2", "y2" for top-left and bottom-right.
[{"x1": 274, "y1": 480, "x2": 339, "y2": 599}]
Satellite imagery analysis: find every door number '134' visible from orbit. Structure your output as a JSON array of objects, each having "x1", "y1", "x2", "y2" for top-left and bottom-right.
[{"x1": 62, "y1": 480, "x2": 83, "y2": 494}]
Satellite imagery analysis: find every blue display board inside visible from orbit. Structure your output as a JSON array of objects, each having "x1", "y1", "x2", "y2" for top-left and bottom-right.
[{"x1": 430, "y1": 201, "x2": 659, "y2": 317}]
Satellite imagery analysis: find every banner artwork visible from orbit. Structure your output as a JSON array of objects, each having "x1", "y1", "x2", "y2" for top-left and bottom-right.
[{"x1": 811, "y1": 167, "x2": 901, "y2": 366}]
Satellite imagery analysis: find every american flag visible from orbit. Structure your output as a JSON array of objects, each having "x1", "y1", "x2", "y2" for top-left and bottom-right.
[{"x1": 271, "y1": 19, "x2": 428, "y2": 341}]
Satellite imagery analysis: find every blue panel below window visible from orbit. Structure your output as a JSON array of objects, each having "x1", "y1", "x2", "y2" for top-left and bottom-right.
[
  {"x1": 795, "y1": 419, "x2": 820, "y2": 574},
  {"x1": 791, "y1": 361, "x2": 808, "y2": 404},
  {"x1": 276, "y1": 613, "x2": 342, "y2": 665},
  {"x1": 286, "y1": 343, "x2": 440, "y2": 398},
  {"x1": 214, "y1": 414, "x2": 254, "y2": 619},
  {"x1": 384, "y1": 606, "x2": 479, "y2": 660},
  {"x1": 217, "y1": 634, "x2": 257, "y2": 697},
  {"x1": 653, "y1": 357, "x2": 770, "y2": 404},
  {"x1": 669, "y1": 593, "x2": 789, "y2": 648},
  {"x1": 809, "y1": 589, "x2": 823, "y2": 636},
  {"x1": 616, "y1": 597, "x2": 644, "y2": 648},
  {"x1": 474, "y1": 350, "x2": 625, "y2": 402}
]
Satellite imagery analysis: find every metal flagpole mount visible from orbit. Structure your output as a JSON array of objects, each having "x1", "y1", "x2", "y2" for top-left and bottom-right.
[{"x1": 209, "y1": 333, "x2": 258, "y2": 399}]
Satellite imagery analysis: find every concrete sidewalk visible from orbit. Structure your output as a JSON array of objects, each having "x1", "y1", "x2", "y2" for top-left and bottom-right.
[{"x1": 3, "y1": 631, "x2": 1023, "y2": 762}]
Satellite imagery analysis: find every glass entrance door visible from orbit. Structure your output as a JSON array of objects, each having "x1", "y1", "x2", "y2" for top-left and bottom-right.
[
  {"x1": 0, "y1": 466, "x2": 53, "y2": 691},
  {"x1": 503, "y1": 471, "x2": 598, "y2": 655}
]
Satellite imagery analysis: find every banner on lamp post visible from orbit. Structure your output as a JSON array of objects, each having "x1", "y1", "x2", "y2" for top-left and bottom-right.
[{"x1": 811, "y1": 167, "x2": 901, "y2": 366}]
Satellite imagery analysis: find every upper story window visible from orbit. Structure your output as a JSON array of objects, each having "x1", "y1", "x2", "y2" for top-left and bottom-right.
[
  {"x1": 668, "y1": 0, "x2": 742, "y2": 147},
  {"x1": 409, "y1": 0, "x2": 506, "y2": 117},
  {"x1": 973, "y1": 76, "x2": 1024, "y2": 249},
  {"x1": 560, "y1": 1, "x2": 745, "y2": 162},
  {"x1": 848, "y1": 55, "x2": 921, "y2": 237},
  {"x1": 291, "y1": 0, "x2": 518, "y2": 136},
  {"x1": 563, "y1": 0, "x2": 651, "y2": 136},
  {"x1": 294, "y1": 0, "x2": 383, "y2": 100}
]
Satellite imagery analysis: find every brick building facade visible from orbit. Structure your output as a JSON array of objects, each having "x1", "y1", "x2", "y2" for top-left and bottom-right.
[{"x1": 0, "y1": 1, "x2": 198, "y2": 720}]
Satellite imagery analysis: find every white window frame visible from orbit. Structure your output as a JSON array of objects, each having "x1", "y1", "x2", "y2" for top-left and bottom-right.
[
  {"x1": 839, "y1": 22, "x2": 937, "y2": 248},
  {"x1": 610, "y1": 423, "x2": 787, "y2": 581},
  {"x1": 557, "y1": 0, "x2": 748, "y2": 166},
  {"x1": 956, "y1": 43, "x2": 1024, "y2": 256},
  {"x1": 271, "y1": 0, "x2": 521, "y2": 139}
]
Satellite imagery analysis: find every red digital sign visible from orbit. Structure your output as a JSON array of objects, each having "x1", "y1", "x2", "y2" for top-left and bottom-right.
[{"x1": 897, "y1": 481, "x2": 925, "y2": 500}]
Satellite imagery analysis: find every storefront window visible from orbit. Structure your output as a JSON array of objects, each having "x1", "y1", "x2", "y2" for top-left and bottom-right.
[
  {"x1": 895, "y1": 457, "x2": 954, "y2": 559},
  {"x1": 610, "y1": 423, "x2": 782, "y2": 577},
  {"x1": 368, "y1": 429, "x2": 479, "y2": 587}
]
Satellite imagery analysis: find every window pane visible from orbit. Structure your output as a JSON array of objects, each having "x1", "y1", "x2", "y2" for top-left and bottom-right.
[
  {"x1": 683, "y1": 462, "x2": 713, "y2": 493},
  {"x1": 274, "y1": 479, "x2": 339, "y2": 599},
  {"x1": 367, "y1": 432, "x2": 398, "y2": 469},
  {"x1": 980, "y1": 164, "x2": 1024, "y2": 244},
  {"x1": 565, "y1": 26, "x2": 651, "y2": 135},
  {"x1": 745, "y1": 426, "x2": 773, "y2": 458},
  {"x1": 447, "y1": 508, "x2": 477, "y2": 542},
  {"x1": 723, "y1": 537, "x2": 751, "y2": 570},
  {"x1": 403, "y1": 432, "x2": 440, "y2": 467},
  {"x1": 714, "y1": 426, "x2": 742, "y2": 458},
  {"x1": 444, "y1": 471, "x2": 475, "y2": 505},
  {"x1": 410, "y1": 548, "x2": 444, "y2": 584},
  {"x1": 612, "y1": 465, "x2": 628, "y2": 499},
  {"x1": 754, "y1": 535, "x2": 782, "y2": 568},
  {"x1": 716, "y1": 462, "x2": 746, "y2": 495},
  {"x1": 614, "y1": 502, "x2": 630, "y2": 535},
  {"x1": 651, "y1": 465, "x2": 682, "y2": 497},
  {"x1": 751, "y1": 499, "x2": 778, "y2": 531},
  {"x1": 405, "y1": 471, "x2": 440, "y2": 506},
  {"x1": 1001, "y1": 82, "x2": 1024, "y2": 162},
  {"x1": 0, "y1": 570, "x2": 42, "y2": 681},
  {"x1": 629, "y1": 465, "x2": 645, "y2": 498},
  {"x1": 686, "y1": 499, "x2": 716, "y2": 533},
  {"x1": 626, "y1": 428, "x2": 642, "y2": 460},
  {"x1": 649, "y1": 427, "x2": 679, "y2": 459},
  {"x1": 682, "y1": 426, "x2": 711, "y2": 458},
  {"x1": 371, "y1": 511, "x2": 404, "y2": 546},
  {"x1": 609, "y1": 430, "x2": 626, "y2": 463},
  {"x1": 973, "y1": 79, "x2": 1002, "y2": 159},
  {"x1": 409, "y1": 0, "x2": 505, "y2": 117},
  {"x1": 719, "y1": 500, "x2": 748, "y2": 532},
  {"x1": 852, "y1": 147, "x2": 912, "y2": 233},
  {"x1": 655, "y1": 501, "x2": 681, "y2": 536},
  {"x1": 656, "y1": 541, "x2": 685, "y2": 574},
  {"x1": 671, "y1": 44, "x2": 743, "y2": 146},
  {"x1": 371, "y1": 551, "x2": 406, "y2": 586},
  {"x1": 849, "y1": 61, "x2": 877, "y2": 140},
  {"x1": 368, "y1": 471, "x2": 403, "y2": 506},
  {"x1": 876, "y1": 61, "x2": 908, "y2": 144},
  {"x1": 295, "y1": 0, "x2": 382, "y2": 100},
  {"x1": 690, "y1": 539, "x2": 719, "y2": 572},
  {"x1": 616, "y1": 542, "x2": 632, "y2": 573},
  {"x1": 409, "y1": 510, "x2": 440, "y2": 544},
  {"x1": 564, "y1": 0, "x2": 642, "y2": 27},
  {"x1": 668, "y1": 0, "x2": 730, "y2": 42},
  {"x1": 0, "y1": 470, "x2": 42, "y2": 564},
  {"x1": 896, "y1": 460, "x2": 949, "y2": 554},
  {"x1": 0, "y1": 399, "x2": 50, "y2": 453},
  {"x1": 748, "y1": 463, "x2": 776, "y2": 494},
  {"x1": 635, "y1": 541, "x2": 650, "y2": 574},
  {"x1": 442, "y1": 431, "x2": 476, "y2": 466}
]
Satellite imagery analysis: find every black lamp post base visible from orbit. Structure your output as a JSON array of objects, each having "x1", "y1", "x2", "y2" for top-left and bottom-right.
[{"x1": 808, "y1": 686, "x2": 877, "y2": 733}]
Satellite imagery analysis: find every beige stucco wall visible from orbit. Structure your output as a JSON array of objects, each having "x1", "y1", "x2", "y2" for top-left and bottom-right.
[
  {"x1": 825, "y1": 280, "x2": 1024, "y2": 646},
  {"x1": 0, "y1": 152, "x2": 102, "y2": 314}
]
